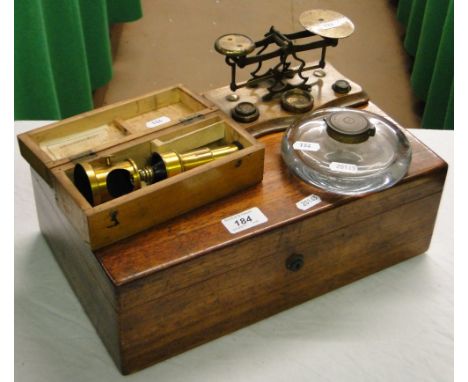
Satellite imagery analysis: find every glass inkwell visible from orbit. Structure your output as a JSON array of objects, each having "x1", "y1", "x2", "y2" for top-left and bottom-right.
[{"x1": 281, "y1": 108, "x2": 412, "y2": 195}]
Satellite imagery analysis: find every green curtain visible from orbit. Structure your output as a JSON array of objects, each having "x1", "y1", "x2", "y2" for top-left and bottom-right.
[
  {"x1": 397, "y1": 0, "x2": 454, "y2": 130},
  {"x1": 14, "y1": 0, "x2": 142, "y2": 120}
]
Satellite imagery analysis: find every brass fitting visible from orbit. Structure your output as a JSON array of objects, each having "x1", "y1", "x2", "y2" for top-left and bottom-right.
[{"x1": 73, "y1": 157, "x2": 141, "y2": 206}]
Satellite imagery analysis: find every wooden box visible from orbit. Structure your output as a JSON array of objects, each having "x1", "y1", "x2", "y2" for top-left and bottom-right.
[
  {"x1": 18, "y1": 85, "x2": 265, "y2": 249},
  {"x1": 20, "y1": 79, "x2": 447, "y2": 374}
]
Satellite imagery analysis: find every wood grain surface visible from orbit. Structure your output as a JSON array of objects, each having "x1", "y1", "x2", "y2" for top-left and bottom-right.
[
  {"x1": 118, "y1": 192, "x2": 441, "y2": 373},
  {"x1": 96, "y1": 122, "x2": 447, "y2": 288},
  {"x1": 32, "y1": 169, "x2": 123, "y2": 370}
]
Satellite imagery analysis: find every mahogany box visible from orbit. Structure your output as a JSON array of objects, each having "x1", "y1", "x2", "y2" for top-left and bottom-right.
[{"x1": 18, "y1": 69, "x2": 447, "y2": 374}]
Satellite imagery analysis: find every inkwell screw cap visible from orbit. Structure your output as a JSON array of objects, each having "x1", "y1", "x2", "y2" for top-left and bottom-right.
[{"x1": 326, "y1": 111, "x2": 375, "y2": 144}]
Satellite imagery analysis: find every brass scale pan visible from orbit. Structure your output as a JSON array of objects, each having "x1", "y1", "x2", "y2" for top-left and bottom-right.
[
  {"x1": 299, "y1": 9, "x2": 355, "y2": 39},
  {"x1": 215, "y1": 9, "x2": 354, "y2": 57}
]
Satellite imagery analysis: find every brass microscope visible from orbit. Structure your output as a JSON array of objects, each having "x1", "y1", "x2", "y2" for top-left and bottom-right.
[{"x1": 74, "y1": 143, "x2": 242, "y2": 206}]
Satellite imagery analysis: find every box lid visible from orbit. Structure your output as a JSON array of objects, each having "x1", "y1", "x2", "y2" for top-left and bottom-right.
[{"x1": 18, "y1": 85, "x2": 216, "y2": 185}]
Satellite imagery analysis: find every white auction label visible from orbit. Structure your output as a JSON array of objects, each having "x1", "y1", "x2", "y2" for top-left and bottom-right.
[
  {"x1": 221, "y1": 207, "x2": 268, "y2": 234},
  {"x1": 319, "y1": 18, "x2": 347, "y2": 30},
  {"x1": 293, "y1": 141, "x2": 320, "y2": 152},
  {"x1": 146, "y1": 116, "x2": 171, "y2": 128},
  {"x1": 329, "y1": 161, "x2": 358, "y2": 173},
  {"x1": 296, "y1": 194, "x2": 322, "y2": 211}
]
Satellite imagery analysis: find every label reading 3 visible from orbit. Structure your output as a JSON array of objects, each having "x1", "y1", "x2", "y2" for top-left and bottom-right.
[
  {"x1": 221, "y1": 207, "x2": 268, "y2": 234},
  {"x1": 330, "y1": 161, "x2": 358, "y2": 173},
  {"x1": 296, "y1": 194, "x2": 322, "y2": 211}
]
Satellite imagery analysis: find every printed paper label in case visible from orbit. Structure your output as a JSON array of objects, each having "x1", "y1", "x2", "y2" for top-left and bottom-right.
[
  {"x1": 296, "y1": 194, "x2": 322, "y2": 211},
  {"x1": 330, "y1": 161, "x2": 358, "y2": 173},
  {"x1": 146, "y1": 116, "x2": 171, "y2": 128},
  {"x1": 293, "y1": 141, "x2": 320, "y2": 152},
  {"x1": 221, "y1": 207, "x2": 268, "y2": 234}
]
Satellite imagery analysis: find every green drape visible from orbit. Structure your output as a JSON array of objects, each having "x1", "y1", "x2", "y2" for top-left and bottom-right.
[
  {"x1": 14, "y1": 0, "x2": 142, "y2": 120},
  {"x1": 397, "y1": 0, "x2": 454, "y2": 130}
]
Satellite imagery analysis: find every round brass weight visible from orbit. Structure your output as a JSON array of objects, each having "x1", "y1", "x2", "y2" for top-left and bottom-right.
[
  {"x1": 299, "y1": 9, "x2": 355, "y2": 39},
  {"x1": 231, "y1": 102, "x2": 260, "y2": 123},
  {"x1": 214, "y1": 33, "x2": 255, "y2": 56},
  {"x1": 281, "y1": 89, "x2": 314, "y2": 114}
]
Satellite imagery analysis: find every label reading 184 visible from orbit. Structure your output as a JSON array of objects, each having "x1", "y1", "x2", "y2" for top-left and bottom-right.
[
  {"x1": 293, "y1": 141, "x2": 320, "y2": 152},
  {"x1": 221, "y1": 207, "x2": 268, "y2": 234}
]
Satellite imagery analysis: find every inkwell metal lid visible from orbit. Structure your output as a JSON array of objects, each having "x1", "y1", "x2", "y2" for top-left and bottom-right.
[
  {"x1": 281, "y1": 108, "x2": 412, "y2": 195},
  {"x1": 325, "y1": 110, "x2": 375, "y2": 144}
]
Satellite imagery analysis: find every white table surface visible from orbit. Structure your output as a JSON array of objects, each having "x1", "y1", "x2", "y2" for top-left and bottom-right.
[{"x1": 14, "y1": 122, "x2": 453, "y2": 382}]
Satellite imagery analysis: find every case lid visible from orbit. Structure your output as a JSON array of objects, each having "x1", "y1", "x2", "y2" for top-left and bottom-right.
[{"x1": 18, "y1": 85, "x2": 215, "y2": 184}]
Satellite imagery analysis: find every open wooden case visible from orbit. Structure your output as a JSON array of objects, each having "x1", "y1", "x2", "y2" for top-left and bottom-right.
[{"x1": 18, "y1": 85, "x2": 265, "y2": 249}]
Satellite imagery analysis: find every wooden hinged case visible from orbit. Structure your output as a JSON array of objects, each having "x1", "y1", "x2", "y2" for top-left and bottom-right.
[
  {"x1": 19, "y1": 78, "x2": 448, "y2": 375},
  {"x1": 18, "y1": 85, "x2": 265, "y2": 249}
]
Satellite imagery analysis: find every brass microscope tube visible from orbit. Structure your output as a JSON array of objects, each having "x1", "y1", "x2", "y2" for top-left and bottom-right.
[
  {"x1": 73, "y1": 143, "x2": 242, "y2": 206},
  {"x1": 155, "y1": 143, "x2": 241, "y2": 177}
]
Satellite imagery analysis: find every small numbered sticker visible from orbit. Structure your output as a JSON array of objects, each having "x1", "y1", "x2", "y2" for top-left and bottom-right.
[
  {"x1": 329, "y1": 161, "x2": 358, "y2": 173},
  {"x1": 293, "y1": 141, "x2": 320, "y2": 152},
  {"x1": 296, "y1": 194, "x2": 322, "y2": 211},
  {"x1": 221, "y1": 207, "x2": 268, "y2": 234},
  {"x1": 146, "y1": 116, "x2": 171, "y2": 128},
  {"x1": 320, "y1": 18, "x2": 347, "y2": 30}
]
